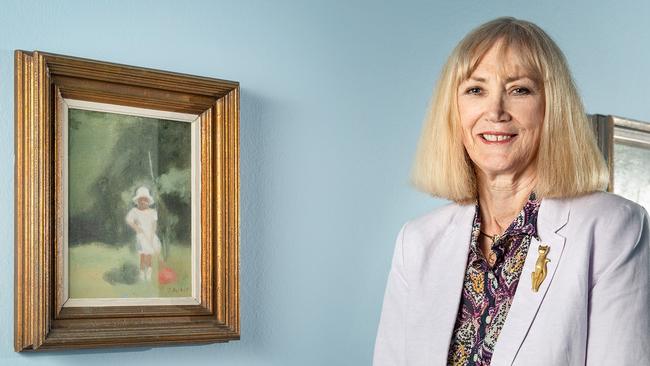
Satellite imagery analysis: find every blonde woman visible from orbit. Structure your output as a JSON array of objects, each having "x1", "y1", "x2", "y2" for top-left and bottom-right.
[{"x1": 373, "y1": 17, "x2": 649, "y2": 365}]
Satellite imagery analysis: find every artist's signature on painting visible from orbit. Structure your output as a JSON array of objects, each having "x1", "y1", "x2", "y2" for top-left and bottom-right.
[{"x1": 167, "y1": 287, "x2": 190, "y2": 293}]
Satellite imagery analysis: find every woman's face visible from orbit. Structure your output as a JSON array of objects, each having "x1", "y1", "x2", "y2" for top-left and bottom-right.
[{"x1": 457, "y1": 42, "x2": 545, "y2": 180}]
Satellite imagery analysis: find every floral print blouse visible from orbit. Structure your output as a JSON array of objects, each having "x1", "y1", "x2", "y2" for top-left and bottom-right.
[{"x1": 447, "y1": 193, "x2": 541, "y2": 365}]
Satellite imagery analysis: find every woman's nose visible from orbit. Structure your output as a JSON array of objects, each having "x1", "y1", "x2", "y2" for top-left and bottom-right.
[{"x1": 484, "y1": 91, "x2": 511, "y2": 123}]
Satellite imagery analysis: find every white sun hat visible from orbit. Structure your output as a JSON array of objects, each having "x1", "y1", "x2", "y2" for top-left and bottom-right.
[{"x1": 132, "y1": 186, "x2": 155, "y2": 205}]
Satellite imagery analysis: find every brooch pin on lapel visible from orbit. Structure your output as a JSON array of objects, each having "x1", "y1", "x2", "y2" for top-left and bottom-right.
[{"x1": 531, "y1": 245, "x2": 550, "y2": 292}]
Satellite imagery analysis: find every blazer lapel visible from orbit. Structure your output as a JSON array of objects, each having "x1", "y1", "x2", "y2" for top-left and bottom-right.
[
  {"x1": 408, "y1": 204, "x2": 476, "y2": 366},
  {"x1": 490, "y1": 198, "x2": 571, "y2": 366}
]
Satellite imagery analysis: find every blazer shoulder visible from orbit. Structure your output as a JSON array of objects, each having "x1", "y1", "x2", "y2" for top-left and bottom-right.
[
  {"x1": 566, "y1": 191, "x2": 648, "y2": 222},
  {"x1": 402, "y1": 201, "x2": 473, "y2": 243},
  {"x1": 559, "y1": 192, "x2": 648, "y2": 276}
]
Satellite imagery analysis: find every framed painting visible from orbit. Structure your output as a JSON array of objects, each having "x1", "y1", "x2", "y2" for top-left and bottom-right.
[
  {"x1": 590, "y1": 114, "x2": 650, "y2": 210},
  {"x1": 14, "y1": 51, "x2": 239, "y2": 350}
]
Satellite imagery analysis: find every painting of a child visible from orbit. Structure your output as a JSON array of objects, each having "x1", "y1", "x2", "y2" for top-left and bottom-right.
[
  {"x1": 67, "y1": 108, "x2": 192, "y2": 300},
  {"x1": 125, "y1": 186, "x2": 162, "y2": 281}
]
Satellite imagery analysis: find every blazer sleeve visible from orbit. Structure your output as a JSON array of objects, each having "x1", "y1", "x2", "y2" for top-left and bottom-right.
[
  {"x1": 586, "y1": 205, "x2": 650, "y2": 365},
  {"x1": 373, "y1": 224, "x2": 408, "y2": 366}
]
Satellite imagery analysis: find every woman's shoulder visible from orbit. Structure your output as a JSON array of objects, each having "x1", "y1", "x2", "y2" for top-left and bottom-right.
[
  {"x1": 559, "y1": 193, "x2": 649, "y2": 288},
  {"x1": 561, "y1": 191, "x2": 647, "y2": 221},
  {"x1": 401, "y1": 201, "x2": 474, "y2": 241},
  {"x1": 550, "y1": 192, "x2": 648, "y2": 251}
]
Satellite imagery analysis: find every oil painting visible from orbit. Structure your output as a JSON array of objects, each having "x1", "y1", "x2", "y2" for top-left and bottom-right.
[
  {"x1": 15, "y1": 50, "x2": 239, "y2": 351},
  {"x1": 64, "y1": 101, "x2": 200, "y2": 305}
]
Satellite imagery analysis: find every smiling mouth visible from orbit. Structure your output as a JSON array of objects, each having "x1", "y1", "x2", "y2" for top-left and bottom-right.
[{"x1": 480, "y1": 133, "x2": 518, "y2": 143}]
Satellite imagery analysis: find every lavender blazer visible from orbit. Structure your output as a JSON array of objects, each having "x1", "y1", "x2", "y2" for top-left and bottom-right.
[{"x1": 373, "y1": 192, "x2": 650, "y2": 365}]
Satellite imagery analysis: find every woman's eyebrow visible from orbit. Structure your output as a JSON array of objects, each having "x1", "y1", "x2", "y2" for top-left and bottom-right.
[
  {"x1": 465, "y1": 75, "x2": 535, "y2": 84},
  {"x1": 504, "y1": 75, "x2": 533, "y2": 83}
]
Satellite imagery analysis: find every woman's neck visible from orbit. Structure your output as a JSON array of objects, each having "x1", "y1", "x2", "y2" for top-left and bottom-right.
[{"x1": 476, "y1": 168, "x2": 537, "y2": 236}]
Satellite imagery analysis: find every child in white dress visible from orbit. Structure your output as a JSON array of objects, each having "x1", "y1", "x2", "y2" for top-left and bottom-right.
[{"x1": 126, "y1": 186, "x2": 162, "y2": 281}]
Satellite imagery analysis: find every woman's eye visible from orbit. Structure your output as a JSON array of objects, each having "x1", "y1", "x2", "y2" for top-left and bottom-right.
[
  {"x1": 512, "y1": 87, "x2": 531, "y2": 95},
  {"x1": 465, "y1": 87, "x2": 482, "y2": 95}
]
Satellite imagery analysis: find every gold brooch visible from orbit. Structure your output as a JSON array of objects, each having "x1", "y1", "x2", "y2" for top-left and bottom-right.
[{"x1": 531, "y1": 245, "x2": 550, "y2": 292}]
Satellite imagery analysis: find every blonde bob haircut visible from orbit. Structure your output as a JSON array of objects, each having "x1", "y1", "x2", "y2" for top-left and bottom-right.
[{"x1": 411, "y1": 17, "x2": 609, "y2": 204}]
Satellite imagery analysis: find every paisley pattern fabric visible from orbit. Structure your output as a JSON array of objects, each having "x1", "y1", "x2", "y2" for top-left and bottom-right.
[{"x1": 447, "y1": 192, "x2": 540, "y2": 366}]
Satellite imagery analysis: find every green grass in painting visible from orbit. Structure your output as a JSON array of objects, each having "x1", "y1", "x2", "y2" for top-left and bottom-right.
[{"x1": 69, "y1": 242, "x2": 192, "y2": 298}]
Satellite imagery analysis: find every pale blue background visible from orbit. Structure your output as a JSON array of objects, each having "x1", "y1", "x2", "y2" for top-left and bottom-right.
[{"x1": 1, "y1": 1, "x2": 648, "y2": 365}]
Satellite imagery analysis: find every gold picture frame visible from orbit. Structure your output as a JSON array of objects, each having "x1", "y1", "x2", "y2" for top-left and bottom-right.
[
  {"x1": 590, "y1": 114, "x2": 650, "y2": 209},
  {"x1": 14, "y1": 50, "x2": 240, "y2": 351}
]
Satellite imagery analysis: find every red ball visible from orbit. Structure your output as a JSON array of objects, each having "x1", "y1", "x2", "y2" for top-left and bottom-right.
[{"x1": 158, "y1": 266, "x2": 177, "y2": 284}]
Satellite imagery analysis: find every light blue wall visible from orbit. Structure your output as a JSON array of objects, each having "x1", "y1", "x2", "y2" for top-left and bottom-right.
[{"x1": 1, "y1": 1, "x2": 648, "y2": 365}]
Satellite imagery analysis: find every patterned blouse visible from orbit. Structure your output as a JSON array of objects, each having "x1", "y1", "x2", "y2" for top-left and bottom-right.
[{"x1": 447, "y1": 193, "x2": 541, "y2": 365}]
